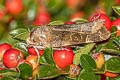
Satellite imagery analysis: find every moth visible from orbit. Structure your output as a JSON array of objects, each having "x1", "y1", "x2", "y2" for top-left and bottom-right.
[{"x1": 26, "y1": 19, "x2": 110, "y2": 49}]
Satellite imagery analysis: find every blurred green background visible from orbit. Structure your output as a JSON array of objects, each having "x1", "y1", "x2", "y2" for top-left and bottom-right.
[{"x1": 0, "y1": 0, "x2": 119, "y2": 44}]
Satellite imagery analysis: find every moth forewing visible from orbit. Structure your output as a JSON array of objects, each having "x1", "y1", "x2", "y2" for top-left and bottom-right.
[
  {"x1": 26, "y1": 19, "x2": 110, "y2": 48},
  {"x1": 52, "y1": 19, "x2": 105, "y2": 34},
  {"x1": 50, "y1": 25, "x2": 110, "y2": 47}
]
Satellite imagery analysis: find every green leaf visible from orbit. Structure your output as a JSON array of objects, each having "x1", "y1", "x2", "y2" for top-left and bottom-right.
[
  {"x1": 106, "y1": 77, "x2": 110, "y2": 80},
  {"x1": 73, "y1": 43, "x2": 95, "y2": 65},
  {"x1": 48, "y1": 20, "x2": 64, "y2": 25},
  {"x1": 105, "y1": 57, "x2": 120, "y2": 73},
  {"x1": 112, "y1": 6, "x2": 120, "y2": 16},
  {"x1": 46, "y1": 0, "x2": 65, "y2": 14},
  {"x1": 17, "y1": 63, "x2": 33, "y2": 79},
  {"x1": 104, "y1": 0, "x2": 115, "y2": 16},
  {"x1": 113, "y1": 36, "x2": 120, "y2": 47},
  {"x1": 101, "y1": 40, "x2": 120, "y2": 55},
  {"x1": 110, "y1": 16, "x2": 117, "y2": 22},
  {"x1": 27, "y1": 2, "x2": 37, "y2": 21},
  {"x1": 13, "y1": 42, "x2": 29, "y2": 58},
  {"x1": 96, "y1": 75, "x2": 101, "y2": 80},
  {"x1": 0, "y1": 69, "x2": 19, "y2": 77},
  {"x1": 1, "y1": 77, "x2": 16, "y2": 80},
  {"x1": 80, "y1": 54, "x2": 96, "y2": 70},
  {"x1": 9, "y1": 28, "x2": 29, "y2": 41},
  {"x1": 96, "y1": 44, "x2": 104, "y2": 52},
  {"x1": 38, "y1": 65, "x2": 60, "y2": 79},
  {"x1": 110, "y1": 26, "x2": 118, "y2": 37},
  {"x1": 107, "y1": 75, "x2": 120, "y2": 80},
  {"x1": 0, "y1": 24, "x2": 5, "y2": 39},
  {"x1": 40, "y1": 48, "x2": 55, "y2": 65},
  {"x1": 78, "y1": 69, "x2": 98, "y2": 80},
  {"x1": 102, "y1": 48, "x2": 120, "y2": 55},
  {"x1": 74, "y1": 18, "x2": 88, "y2": 23},
  {"x1": 28, "y1": 25, "x2": 39, "y2": 30},
  {"x1": 22, "y1": 0, "x2": 34, "y2": 7},
  {"x1": 40, "y1": 55, "x2": 48, "y2": 64}
]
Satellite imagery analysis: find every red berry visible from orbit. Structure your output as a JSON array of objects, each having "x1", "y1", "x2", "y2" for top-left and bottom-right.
[
  {"x1": 70, "y1": 11, "x2": 85, "y2": 21},
  {"x1": 104, "y1": 71, "x2": 119, "y2": 78},
  {"x1": 64, "y1": 22, "x2": 76, "y2": 24},
  {"x1": 53, "y1": 48, "x2": 74, "y2": 68},
  {"x1": 116, "y1": 0, "x2": 120, "y2": 5},
  {"x1": 5, "y1": 0, "x2": 23, "y2": 15},
  {"x1": 66, "y1": 0, "x2": 86, "y2": 9},
  {"x1": 0, "y1": 43, "x2": 12, "y2": 61},
  {"x1": 92, "y1": 53, "x2": 105, "y2": 69},
  {"x1": 26, "y1": 55, "x2": 38, "y2": 70},
  {"x1": 3, "y1": 48, "x2": 24, "y2": 68},
  {"x1": 32, "y1": 11, "x2": 51, "y2": 25},
  {"x1": 88, "y1": 13, "x2": 111, "y2": 31},
  {"x1": 111, "y1": 19, "x2": 120, "y2": 36},
  {"x1": 0, "y1": 9, "x2": 4, "y2": 20},
  {"x1": 27, "y1": 47, "x2": 44, "y2": 56}
]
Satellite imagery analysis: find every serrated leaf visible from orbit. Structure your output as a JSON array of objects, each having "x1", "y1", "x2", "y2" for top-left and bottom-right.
[
  {"x1": 78, "y1": 69, "x2": 98, "y2": 80},
  {"x1": 18, "y1": 63, "x2": 33, "y2": 79},
  {"x1": 13, "y1": 42, "x2": 29, "y2": 58},
  {"x1": 40, "y1": 48, "x2": 55, "y2": 65},
  {"x1": 73, "y1": 43, "x2": 95, "y2": 65},
  {"x1": 0, "y1": 69, "x2": 19, "y2": 77},
  {"x1": 38, "y1": 65, "x2": 60, "y2": 79},
  {"x1": 9, "y1": 28, "x2": 29, "y2": 41},
  {"x1": 112, "y1": 6, "x2": 120, "y2": 16},
  {"x1": 80, "y1": 54, "x2": 96, "y2": 70},
  {"x1": 48, "y1": 20, "x2": 64, "y2": 25},
  {"x1": 105, "y1": 57, "x2": 120, "y2": 73}
]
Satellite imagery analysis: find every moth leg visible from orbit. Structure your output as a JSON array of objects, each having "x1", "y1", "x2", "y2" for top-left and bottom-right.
[{"x1": 33, "y1": 46, "x2": 40, "y2": 65}]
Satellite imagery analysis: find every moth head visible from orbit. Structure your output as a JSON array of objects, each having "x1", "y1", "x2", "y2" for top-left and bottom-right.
[{"x1": 27, "y1": 26, "x2": 51, "y2": 46}]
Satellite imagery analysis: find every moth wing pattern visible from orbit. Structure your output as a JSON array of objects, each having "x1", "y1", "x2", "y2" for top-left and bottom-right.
[
  {"x1": 26, "y1": 19, "x2": 110, "y2": 48},
  {"x1": 50, "y1": 25, "x2": 110, "y2": 47},
  {"x1": 52, "y1": 19, "x2": 105, "y2": 34}
]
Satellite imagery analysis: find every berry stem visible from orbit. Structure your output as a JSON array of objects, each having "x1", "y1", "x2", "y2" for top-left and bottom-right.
[{"x1": 33, "y1": 46, "x2": 40, "y2": 65}]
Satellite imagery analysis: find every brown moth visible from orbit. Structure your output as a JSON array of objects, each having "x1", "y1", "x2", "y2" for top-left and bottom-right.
[{"x1": 26, "y1": 19, "x2": 110, "y2": 49}]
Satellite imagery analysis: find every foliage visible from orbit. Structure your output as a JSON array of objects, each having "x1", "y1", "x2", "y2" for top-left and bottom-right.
[{"x1": 0, "y1": 0, "x2": 120, "y2": 80}]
